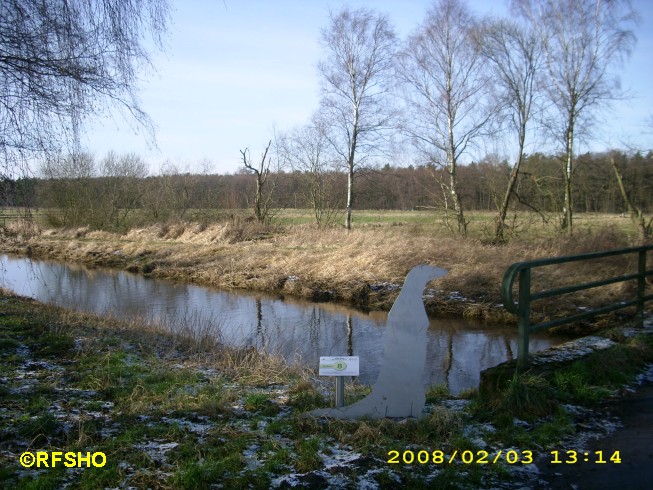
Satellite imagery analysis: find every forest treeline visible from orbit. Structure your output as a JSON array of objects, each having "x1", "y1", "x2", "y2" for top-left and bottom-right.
[{"x1": 1, "y1": 149, "x2": 651, "y2": 231}]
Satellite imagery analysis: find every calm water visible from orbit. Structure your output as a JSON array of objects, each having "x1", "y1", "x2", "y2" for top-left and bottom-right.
[{"x1": 0, "y1": 254, "x2": 561, "y2": 394}]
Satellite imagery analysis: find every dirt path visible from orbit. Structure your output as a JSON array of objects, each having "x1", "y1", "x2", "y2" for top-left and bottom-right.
[{"x1": 539, "y1": 379, "x2": 653, "y2": 489}]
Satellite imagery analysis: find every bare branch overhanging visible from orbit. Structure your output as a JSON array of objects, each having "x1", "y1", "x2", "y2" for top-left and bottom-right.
[{"x1": 0, "y1": 0, "x2": 170, "y2": 178}]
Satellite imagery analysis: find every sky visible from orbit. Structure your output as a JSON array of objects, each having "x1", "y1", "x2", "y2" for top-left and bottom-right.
[{"x1": 81, "y1": 0, "x2": 653, "y2": 175}]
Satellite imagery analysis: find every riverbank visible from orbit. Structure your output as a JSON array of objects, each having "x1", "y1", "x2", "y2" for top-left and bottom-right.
[
  {"x1": 2, "y1": 290, "x2": 652, "y2": 489},
  {"x1": 0, "y1": 216, "x2": 645, "y2": 328}
]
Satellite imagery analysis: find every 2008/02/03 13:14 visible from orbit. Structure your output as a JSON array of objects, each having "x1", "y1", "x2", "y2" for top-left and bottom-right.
[
  {"x1": 550, "y1": 450, "x2": 621, "y2": 464},
  {"x1": 386, "y1": 450, "x2": 621, "y2": 465}
]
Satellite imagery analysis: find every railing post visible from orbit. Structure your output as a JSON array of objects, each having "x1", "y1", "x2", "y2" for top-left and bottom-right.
[
  {"x1": 638, "y1": 249, "x2": 646, "y2": 328},
  {"x1": 517, "y1": 268, "x2": 531, "y2": 368}
]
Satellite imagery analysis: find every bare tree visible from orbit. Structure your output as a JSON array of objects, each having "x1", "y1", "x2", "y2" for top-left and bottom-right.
[
  {"x1": 609, "y1": 151, "x2": 651, "y2": 241},
  {"x1": 240, "y1": 140, "x2": 274, "y2": 224},
  {"x1": 514, "y1": 0, "x2": 638, "y2": 234},
  {"x1": 318, "y1": 7, "x2": 396, "y2": 229},
  {"x1": 397, "y1": 0, "x2": 494, "y2": 237},
  {"x1": 39, "y1": 152, "x2": 96, "y2": 226},
  {"x1": 0, "y1": 0, "x2": 170, "y2": 177},
  {"x1": 40, "y1": 151, "x2": 148, "y2": 229},
  {"x1": 475, "y1": 18, "x2": 542, "y2": 241},
  {"x1": 277, "y1": 121, "x2": 342, "y2": 226},
  {"x1": 100, "y1": 152, "x2": 148, "y2": 229}
]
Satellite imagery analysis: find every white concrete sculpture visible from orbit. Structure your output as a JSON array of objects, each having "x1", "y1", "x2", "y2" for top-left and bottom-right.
[{"x1": 308, "y1": 264, "x2": 447, "y2": 419}]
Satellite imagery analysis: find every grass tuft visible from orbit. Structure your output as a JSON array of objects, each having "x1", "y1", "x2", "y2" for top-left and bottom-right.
[
  {"x1": 486, "y1": 373, "x2": 559, "y2": 424},
  {"x1": 287, "y1": 380, "x2": 326, "y2": 411}
]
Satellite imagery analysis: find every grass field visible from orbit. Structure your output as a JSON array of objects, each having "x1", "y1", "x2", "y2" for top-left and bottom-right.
[
  {"x1": 2, "y1": 206, "x2": 638, "y2": 232},
  {"x1": 268, "y1": 208, "x2": 638, "y2": 240}
]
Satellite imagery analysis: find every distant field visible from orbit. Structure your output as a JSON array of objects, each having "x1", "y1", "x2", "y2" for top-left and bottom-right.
[
  {"x1": 0, "y1": 207, "x2": 47, "y2": 226},
  {"x1": 1, "y1": 206, "x2": 639, "y2": 242},
  {"x1": 273, "y1": 209, "x2": 636, "y2": 242}
]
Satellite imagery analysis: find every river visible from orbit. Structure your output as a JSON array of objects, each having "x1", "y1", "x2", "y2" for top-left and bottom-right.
[{"x1": 0, "y1": 254, "x2": 562, "y2": 394}]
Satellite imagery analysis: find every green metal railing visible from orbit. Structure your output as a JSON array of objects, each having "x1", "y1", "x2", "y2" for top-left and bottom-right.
[{"x1": 500, "y1": 245, "x2": 653, "y2": 367}]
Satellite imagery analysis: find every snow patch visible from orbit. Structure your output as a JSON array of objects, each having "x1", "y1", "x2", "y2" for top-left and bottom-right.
[
  {"x1": 243, "y1": 443, "x2": 263, "y2": 470},
  {"x1": 369, "y1": 282, "x2": 400, "y2": 292},
  {"x1": 159, "y1": 416, "x2": 213, "y2": 436},
  {"x1": 133, "y1": 441, "x2": 178, "y2": 465},
  {"x1": 529, "y1": 336, "x2": 616, "y2": 366},
  {"x1": 634, "y1": 363, "x2": 653, "y2": 385},
  {"x1": 321, "y1": 447, "x2": 362, "y2": 469},
  {"x1": 440, "y1": 399, "x2": 472, "y2": 411}
]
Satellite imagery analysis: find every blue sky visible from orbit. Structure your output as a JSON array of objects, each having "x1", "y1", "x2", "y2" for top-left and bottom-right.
[{"x1": 82, "y1": 0, "x2": 653, "y2": 175}]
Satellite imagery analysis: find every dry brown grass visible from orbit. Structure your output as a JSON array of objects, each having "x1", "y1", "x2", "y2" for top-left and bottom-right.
[
  {"x1": 33, "y1": 298, "x2": 310, "y2": 389},
  {"x1": 2, "y1": 213, "x2": 649, "y2": 325}
]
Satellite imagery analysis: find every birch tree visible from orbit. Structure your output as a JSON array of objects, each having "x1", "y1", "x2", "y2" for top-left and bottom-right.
[
  {"x1": 513, "y1": 0, "x2": 638, "y2": 234},
  {"x1": 397, "y1": 0, "x2": 494, "y2": 236},
  {"x1": 317, "y1": 7, "x2": 396, "y2": 229},
  {"x1": 475, "y1": 19, "x2": 542, "y2": 241},
  {"x1": 0, "y1": 0, "x2": 170, "y2": 176}
]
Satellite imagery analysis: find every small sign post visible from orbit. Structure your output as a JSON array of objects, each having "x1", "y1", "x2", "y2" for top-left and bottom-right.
[{"x1": 319, "y1": 356, "x2": 359, "y2": 408}]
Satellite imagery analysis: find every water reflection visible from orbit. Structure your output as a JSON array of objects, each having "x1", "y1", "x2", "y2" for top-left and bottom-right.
[{"x1": 1, "y1": 254, "x2": 562, "y2": 394}]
